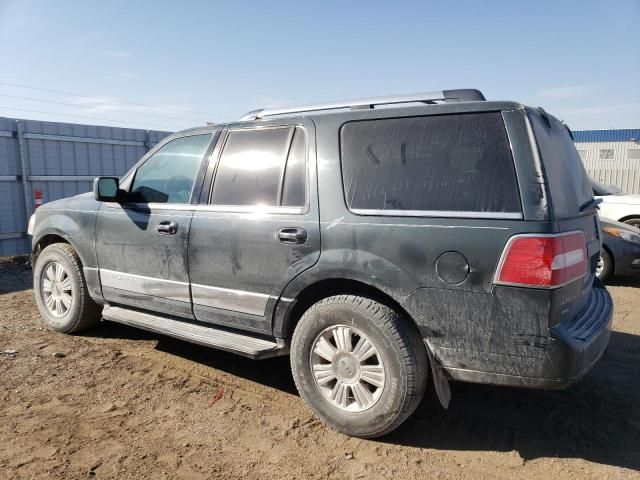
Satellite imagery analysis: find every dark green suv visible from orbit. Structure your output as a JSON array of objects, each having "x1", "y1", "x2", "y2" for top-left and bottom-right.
[{"x1": 29, "y1": 89, "x2": 613, "y2": 438}]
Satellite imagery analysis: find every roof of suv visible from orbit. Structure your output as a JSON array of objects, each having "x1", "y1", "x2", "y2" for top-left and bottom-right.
[{"x1": 171, "y1": 89, "x2": 530, "y2": 138}]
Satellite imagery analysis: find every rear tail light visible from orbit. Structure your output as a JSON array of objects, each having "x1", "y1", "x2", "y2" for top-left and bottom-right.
[{"x1": 495, "y1": 231, "x2": 587, "y2": 288}]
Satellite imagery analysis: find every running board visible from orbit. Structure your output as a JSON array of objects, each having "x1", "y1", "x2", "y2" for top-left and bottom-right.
[{"x1": 102, "y1": 306, "x2": 287, "y2": 359}]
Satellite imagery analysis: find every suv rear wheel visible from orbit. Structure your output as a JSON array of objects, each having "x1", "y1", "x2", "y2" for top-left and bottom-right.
[
  {"x1": 33, "y1": 243, "x2": 101, "y2": 333},
  {"x1": 290, "y1": 295, "x2": 428, "y2": 438}
]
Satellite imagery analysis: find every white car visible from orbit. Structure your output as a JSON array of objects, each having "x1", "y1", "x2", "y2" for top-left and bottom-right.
[{"x1": 592, "y1": 180, "x2": 640, "y2": 229}]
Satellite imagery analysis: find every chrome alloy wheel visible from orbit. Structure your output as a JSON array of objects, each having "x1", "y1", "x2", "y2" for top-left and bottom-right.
[
  {"x1": 310, "y1": 325, "x2": 386, "y2": 412},
  {"x1": 41, "y1": 261, "x2": 73, "y2": 317}
]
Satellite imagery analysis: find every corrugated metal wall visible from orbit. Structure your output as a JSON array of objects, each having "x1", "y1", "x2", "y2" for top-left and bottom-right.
[
  {"x1": 0, "y1": 116, "x2": 171, "y2": 257},
  {"x1": 2, "y1": 117, "x2": 638, "y2": 257},
  {"x1": 575, "y1": 140, "x2": 640, "y2": 194}
]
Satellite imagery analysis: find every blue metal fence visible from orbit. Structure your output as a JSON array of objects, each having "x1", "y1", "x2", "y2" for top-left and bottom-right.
[{"x1": 0, "y1": 116, "x2": 171, "y2": 256}]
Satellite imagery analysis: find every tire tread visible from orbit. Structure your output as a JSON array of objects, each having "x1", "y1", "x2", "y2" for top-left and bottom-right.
[
  {"x1": 291, "y1": 294, "x2": 428, "y2": 438},
  {"x1": 35, "y1": 243, "x2": 101, "y2": 333}
]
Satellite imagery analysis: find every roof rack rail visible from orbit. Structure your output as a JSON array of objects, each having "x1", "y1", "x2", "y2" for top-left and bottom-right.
[{"x1": 239, "y1": 89, "x2": 485, "y2": 121}]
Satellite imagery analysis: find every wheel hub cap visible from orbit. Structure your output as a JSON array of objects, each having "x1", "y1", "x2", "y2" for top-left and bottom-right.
[
  {"x1": 41, "y1": 261, "x2": 73, "y2": 317},
  {"x1": 335, "y1": 354, "x2": 361, "y2": 383},
  {"x1": 310, "y1": 325, "x2": 386, "y2": 412}
]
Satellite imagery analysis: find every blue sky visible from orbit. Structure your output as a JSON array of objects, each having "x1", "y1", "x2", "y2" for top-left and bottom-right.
[{"x1": 0, "y1": 0, "x2": 638, "y2": 132}]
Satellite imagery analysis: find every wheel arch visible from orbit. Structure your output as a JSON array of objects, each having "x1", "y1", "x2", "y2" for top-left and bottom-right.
[
  {"x1": 618, "y1": 214, "x2": 640, "y2": 224},
  {"x1": 274, "y1": 276, "x2": 419, "y2": 341},
  {"x1": 33, "y1": 231, "x2": 86, "y2": 266},
  {"x1": 33, "y1": 233, "x2": 70, "y2": 261}
]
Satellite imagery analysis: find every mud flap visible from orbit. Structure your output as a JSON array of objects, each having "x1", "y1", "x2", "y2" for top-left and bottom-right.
[{"x1": 424, "y1": 341, "x2": 451, "y2": 409}]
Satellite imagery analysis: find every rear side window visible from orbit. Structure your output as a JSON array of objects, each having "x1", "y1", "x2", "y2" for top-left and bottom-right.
[
  {"x1": 528, "y1": 111, "x2": 593, "y2": 218},
  {"x1": 340, "y1": 113, "x2": 521, "y2": 215},
  {"x1": 211, "y1": 126, "x2": 306, "y2": 207}
]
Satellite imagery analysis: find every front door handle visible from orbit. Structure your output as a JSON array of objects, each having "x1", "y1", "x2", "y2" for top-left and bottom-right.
[
  {"x1": 277, "y1": 227, "x2": 307, "y2": 245},
  {"x1": 156, "y1": 220, "x2": 178, "y2": 235}
]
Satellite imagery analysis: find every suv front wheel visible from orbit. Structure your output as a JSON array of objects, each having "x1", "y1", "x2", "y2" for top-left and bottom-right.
[
  {"x1": 33, "y1": 243, "x2": 101, "y2": 333},
  {"x1": 290, "y1": 295, "x2": 428, "y2": 438}
]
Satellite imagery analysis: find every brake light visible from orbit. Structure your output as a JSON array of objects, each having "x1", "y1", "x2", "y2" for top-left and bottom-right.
[{"x1": 495, "y1": 232, "x2": 587, "y2": 288}]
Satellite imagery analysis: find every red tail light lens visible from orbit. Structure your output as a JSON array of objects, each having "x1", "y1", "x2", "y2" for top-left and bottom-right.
[{"x1": 495, "y1": 232, "x2": 588, "y2": 288}]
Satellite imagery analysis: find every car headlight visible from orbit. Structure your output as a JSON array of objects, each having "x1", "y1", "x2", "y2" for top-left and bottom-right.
[
  {"x1": 603, "y1": 226, "x2": 640, "y2": 244},
  {"x1": 27, "y1": 213, "x2": 36, "y2": 236}
]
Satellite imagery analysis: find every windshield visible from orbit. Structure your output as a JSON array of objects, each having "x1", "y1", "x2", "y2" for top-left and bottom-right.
[{"x1": 591, "y1": 179, "x2": 624, "y2": 196}]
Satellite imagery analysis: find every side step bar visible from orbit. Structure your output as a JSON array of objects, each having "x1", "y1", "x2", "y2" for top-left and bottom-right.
[{"x1": 102, "y1": 306, "x2": 288, "y2": 359}]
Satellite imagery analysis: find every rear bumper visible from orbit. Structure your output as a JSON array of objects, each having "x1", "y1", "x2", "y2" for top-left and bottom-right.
[
  {"x1": 443, "y1": 281, "x2": 613, "y2": 389},
  {"x1": 545, "y1": 280, "x2": 613, "y2": 387}
]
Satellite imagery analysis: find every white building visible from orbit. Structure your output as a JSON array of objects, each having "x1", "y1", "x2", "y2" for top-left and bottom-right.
[{"x1": 574, "y1": 129, "x2": 640, "y2": 194}]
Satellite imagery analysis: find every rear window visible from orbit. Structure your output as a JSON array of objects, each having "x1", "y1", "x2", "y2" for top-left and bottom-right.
[
  {"x1": 528, "y1": 111, "x2": 593, "y2": 218},
  {"x1": 340, "y1": 112, "x2": 521, "y2": 215}
]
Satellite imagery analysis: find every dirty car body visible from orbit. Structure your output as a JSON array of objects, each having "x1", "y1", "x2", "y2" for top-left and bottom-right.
[{"x1": 30, "y1": 89, "x2": 613, "y2": 437}]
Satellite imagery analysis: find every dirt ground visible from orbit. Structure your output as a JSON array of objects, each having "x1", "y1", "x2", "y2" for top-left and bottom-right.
[{"x1": 0, "y1": 262, "x2": 638, "y2": 480}]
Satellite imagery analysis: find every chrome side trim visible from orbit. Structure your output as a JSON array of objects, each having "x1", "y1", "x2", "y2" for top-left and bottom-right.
[
  {"x1": 350, "y1": 209, "x2": 523, "y2": 220},
  {"x1": 191, "y1": 283, "x2": 270, "y2": 316},
  {"x1": 104, "y1": 203, "x2": 305, "y2": 215},
  {"x1": 100, "y1": 269, "x2": 190, "y2": 303},
  {"x1": 194, "y1": 205, "x2": 306, "y2": 215}
]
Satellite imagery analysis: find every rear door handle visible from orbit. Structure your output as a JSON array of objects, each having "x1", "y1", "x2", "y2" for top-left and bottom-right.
[
  {"x1": 277, "y1": 227, "x2": 307, "y2": 245},
  {"x1": 156, "y1": 220, "x2": 178, "y2": 235}
]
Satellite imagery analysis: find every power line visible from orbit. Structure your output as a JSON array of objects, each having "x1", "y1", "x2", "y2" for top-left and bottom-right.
[
  {"x1": 0, "y1": 105, "x2": 181, "y2": 131},
  {"x1": 0, "y1": 92, "x2": 208, "y2": 123},
  {"x1": 0, "y1": 81, "x2": 218, "y2": 118}
]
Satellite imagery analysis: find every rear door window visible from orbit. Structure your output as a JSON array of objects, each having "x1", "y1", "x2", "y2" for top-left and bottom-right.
[
  {"x1": 211, "y1": 126, "x2": 307, "y2": 208},
  {"x1": 340, "y1": 113, "x2": 521, "y2": 216},
  {"x1": 528, "y1": 111, "x2": 593, "y2": 218}
]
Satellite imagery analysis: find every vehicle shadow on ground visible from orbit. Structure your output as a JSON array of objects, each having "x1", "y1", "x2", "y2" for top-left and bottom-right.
[
  {"x1": 386, "y1": 330, "x2": 640, "y2": 471},
  {"x1": 92, "y1": 322, "x2": 640, "y2": 471},
  {"x1": 92, "y1": 321, "x2": 298, "y2": 395}
]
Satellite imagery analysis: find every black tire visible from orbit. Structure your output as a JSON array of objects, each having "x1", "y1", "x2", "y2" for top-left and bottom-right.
[
  {"x1": 623, "y1": 218, "x2": 640, "y2": 230},
  {"x1": 33, "y1": 243, "x2": 101, "y2": 333},
  {"x1": 597, "y1": 248, "x2": 613, "y2": 282},
  {"x1": 290, "y1": 295, "x2": 428, "y2": 438}
]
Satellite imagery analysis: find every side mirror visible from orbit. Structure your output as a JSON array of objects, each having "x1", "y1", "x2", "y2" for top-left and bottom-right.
[{"x1": 94, "y1": 177, "x2": 121, "y2": 202}]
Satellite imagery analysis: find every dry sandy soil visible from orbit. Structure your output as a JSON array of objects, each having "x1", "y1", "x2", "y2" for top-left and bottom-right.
[{"x1": 0, "y1": 261, "x2": 638, "y2": 479}]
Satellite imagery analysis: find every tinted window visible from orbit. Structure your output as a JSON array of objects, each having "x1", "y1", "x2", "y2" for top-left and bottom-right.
[
  {"x1": 130, "y1": 134, "x2": 212, "y2": 203},
  {"x1": 340, "y1": 113, "x2": 521, "y2": 213},
  {"x1": 281, "y1": 127, "x2": 306, "y2": 207},
  {"x1": 211, "y1": 127, "x2": 291, "y2": 206},
  {"x1": 529, "y1": 111, "x2": 593, "y2": 217},
  {"x1": 211, "y1": 126, "x2": 307, "y2": 207}
]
